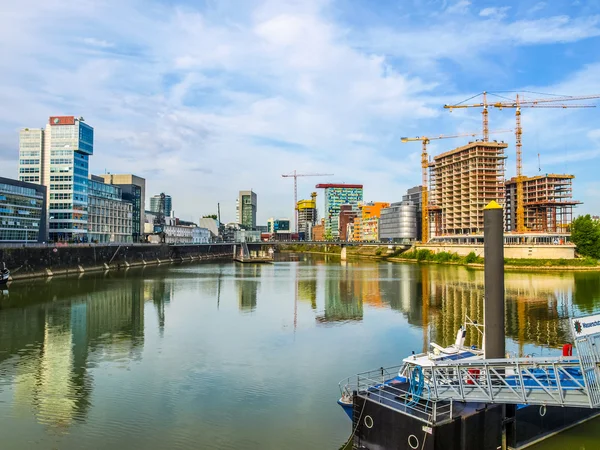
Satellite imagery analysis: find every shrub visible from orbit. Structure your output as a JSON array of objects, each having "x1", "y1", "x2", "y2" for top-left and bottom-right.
[{"x1": 465, "y1": 252, "x2": 479, "y2": 264}]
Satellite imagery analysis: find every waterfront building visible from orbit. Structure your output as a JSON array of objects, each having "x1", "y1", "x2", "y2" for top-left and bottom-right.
[
  {"x1": 150, "y1": 194, "x2": 172, "y2": 218},
  {"x1": 505, "y1": 174, "x2": 580, "y2": 233},
  {"x1": 430, "y1": 141, "x2": 507, "y2": 236},
  {"x1": 236, "y1": 190, "x2": 257, "y2": 229},
  {"x1": 0, "y1": 177, "x2": 47, "y2": 242},
  {"x1": 267, "y1": 218, "x2": 292, "y2": 241},
  {"x1": 312, "y1": 218, "x2": 325, "y2": 241},
  {"x1": 315, "y1": 183, "x2": 363, "y2": 240},
  {"x1": 145, "y1": 216, "x2": 209, "y2": 244},
  {"x1": 19, "y1": 116, "x2": 94, "y2": 242},
  {"x1": 339, "y1": 204, "x2": 358, "y2": 241},
  {"x1": 379, "y1": 202, "x2": 418, "y2": 243},
  {"x1": 99, "y1": 174, "x2": 146, "y2": 242},
  {"x1": 222, "y1": 223, "x2": 241, "y2": 243},
  {"x1": 361, "y1": 217, "x2": 380, "y2": 242},
  {"x1": 267, "y1": 218, "x2": 290, "y2": 234},
  {"x1": 297, "y1": 192, "x2": 318, "y2": 240},
  {"x1": 352, "y1": 201, "x2": 389, "y2": 242},
  {"x1": 198, "y1": 217, "x2": 220, "y2": 241},
  {"x1": 87, "y1": 175, "x2": 133, "y2": 243},
  {"x1": 402, "y1": 186, "x2": 422, "y2": 241}
]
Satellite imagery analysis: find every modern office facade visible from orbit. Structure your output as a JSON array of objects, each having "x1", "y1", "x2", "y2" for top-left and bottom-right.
[
  {"x1": 150, "y1": 194, "x2": 172, "y2": 218},
  {"x1": 316, "y1": 183, "x2": 363, "y2": 239},
  {"x1": 88, "y1": 175, "x2": 133, "y2": 243},
  {"x1": 237, "y1": 190, "x2": 257, "y2": 230},
  {"x1": 379, "y1": 201, "x2": 418, "y2": 243},
  {"x1": 19, "y1": 116, "x2": 94, "y2": 242},
  {"x1": 0, "y1": 177, "x2": 47, "y2": 242},
  {"x1": 99, "y1": 174, "x2": 146, "y2": 242},
  {"x1": 402, "y1": 186, "x2": 423, "y2": 242}
]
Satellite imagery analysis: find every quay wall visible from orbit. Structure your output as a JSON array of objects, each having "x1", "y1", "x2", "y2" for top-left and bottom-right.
[
  {"x1": 0, "y1": 244, "x2": 234, "y2": 280},
  {"x1": 416, "y1": 243, "x2": 576, "y2": 259}
]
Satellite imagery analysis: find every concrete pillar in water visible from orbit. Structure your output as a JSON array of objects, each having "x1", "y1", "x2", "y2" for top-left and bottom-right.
[
  {"x1": 340, "y1": 246, "x2": 347, "y2": 261},
  {"x1": 484, "y1": 200, "x2": 505, "y2": 360}
]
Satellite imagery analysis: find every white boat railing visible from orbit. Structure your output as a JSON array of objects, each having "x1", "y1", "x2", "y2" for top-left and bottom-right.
[{"x1": 339, "y1": 364, "x2": 454, "y2": 425}]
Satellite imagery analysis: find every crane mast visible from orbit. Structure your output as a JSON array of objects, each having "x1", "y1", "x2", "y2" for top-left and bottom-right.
[{"x1": 282, "y1": 171, "x2": 333, "y2": 233}]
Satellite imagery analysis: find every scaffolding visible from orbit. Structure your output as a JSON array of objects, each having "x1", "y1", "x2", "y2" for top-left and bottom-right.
[
  {"x1": 505, "y1": 174, "x2": 581, "y2": 233},
  {"x1": 430, "y1": 141, "x2": 507, "y2": 236}
]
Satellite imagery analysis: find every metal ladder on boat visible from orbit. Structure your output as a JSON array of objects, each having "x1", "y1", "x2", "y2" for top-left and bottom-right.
[{"x1": 419, "y1": 331, "x2": 600, "y2": 408}]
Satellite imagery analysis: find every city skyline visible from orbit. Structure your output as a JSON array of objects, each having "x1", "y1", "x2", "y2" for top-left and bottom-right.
[{"x1": 2, "y1": 1, "x2": 600, "y2": 224}]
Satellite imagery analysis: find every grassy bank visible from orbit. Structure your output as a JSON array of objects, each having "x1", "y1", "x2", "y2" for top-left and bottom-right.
[
  {"x1": 388, "y1": 249, "x2": 598, "y2": 268},
  {"x1": 281, "y1": 244, "x2": 600, "y2": 270}
]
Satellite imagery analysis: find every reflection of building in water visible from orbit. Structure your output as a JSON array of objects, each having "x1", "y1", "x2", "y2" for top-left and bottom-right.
[
  {"x1": 426, "y1": 268, "x2": 575, "y2": 352},
  {"x1": 144, "y1": 280, "x2": 173, "y2": 333},
  {"x1": 236, "y1": 265, "x2": 261, "y2": 312},
  {"x1": 2, "y1": 278, "x2": 145, "y2": 429},
  {"x1": 379, "y1": 264, "x2": 422, "y2": 325},
  {"x1": 352, "y1": 264, "x2": 385, "y2": 309},
  {"x1": 297, "y1": 278, "x2": 317, "y2": 310},
  {"x1": 317, "y1": 266, "x2": 363, "y2": 322}
]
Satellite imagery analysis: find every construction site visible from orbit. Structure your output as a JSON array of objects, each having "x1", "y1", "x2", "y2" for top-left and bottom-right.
[{"x1": 403, "y1": 91, "x2": 599, "y2": 259}]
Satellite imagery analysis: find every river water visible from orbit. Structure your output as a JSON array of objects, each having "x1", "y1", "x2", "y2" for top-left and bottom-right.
[{"x1": 0, "y1": 254, "x2": 599, "y2": 449}]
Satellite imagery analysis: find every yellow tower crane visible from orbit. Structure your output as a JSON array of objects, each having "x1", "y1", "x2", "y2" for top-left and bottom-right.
[
  {"x1": 401, "y1": 130, "x2": 511, "y2": 243},
  {"x1": 444, "y1": 93, "x2": 599, "y2": 233}
]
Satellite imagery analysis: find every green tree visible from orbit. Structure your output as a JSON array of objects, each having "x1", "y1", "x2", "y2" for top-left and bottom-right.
[
  {"x1": 571, "y1": 215, "x2": 600, "y2": 259},
  {"x1": 203, "y1": 214, "x2": 218, "y2": 220}
]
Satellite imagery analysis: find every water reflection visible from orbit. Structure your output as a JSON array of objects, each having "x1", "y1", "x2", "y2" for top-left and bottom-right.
[
  {"x1": 317, "y1": 263, "x2": 364, "y2": 323},
  {"x1": 0, "y1": 258, "x2": 599, "y2": 450},
  {"x1": 236, "y1": 264, "x2": 261, "y2": 313},
  {"x1": 302, "y1": 259, "x2": 600, "y2": 354},
  {"x1": 0, "y1": 274, "x2": 168, "y2": 430}
]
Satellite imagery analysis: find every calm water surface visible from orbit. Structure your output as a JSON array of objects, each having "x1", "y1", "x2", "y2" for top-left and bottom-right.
[{"x1": 0, "y1": 255, "x2": 599, "y2": 449}]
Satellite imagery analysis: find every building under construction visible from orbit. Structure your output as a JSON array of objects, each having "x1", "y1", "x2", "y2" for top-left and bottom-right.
[
  {"x1": 505, "y1": 174, "x2": 581, "y2": 233},
  {"x1": 430, "y1": 141, "x2": 507, "y2": 236},
  {"x1": 297, "y1": 192, "x2": 317, "y2": 238}
]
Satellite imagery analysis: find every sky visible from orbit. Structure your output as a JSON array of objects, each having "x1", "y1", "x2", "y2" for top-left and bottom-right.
[{"x1": 1, "y1": 0, "x2": 600, "y2": 225}]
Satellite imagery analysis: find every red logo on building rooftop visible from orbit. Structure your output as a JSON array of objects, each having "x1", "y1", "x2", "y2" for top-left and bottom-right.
[{"x1": 49, "y1": 116, "x2": 75, "y2": 125}]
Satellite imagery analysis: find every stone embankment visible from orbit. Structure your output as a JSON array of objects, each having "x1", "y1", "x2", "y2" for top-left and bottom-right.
[{"x1": 0, "y1": 243, "x2": 234, "y2": 281}]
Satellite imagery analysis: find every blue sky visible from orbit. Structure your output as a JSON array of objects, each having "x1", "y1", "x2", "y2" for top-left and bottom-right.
[{"x1": 1, "y1": 0, "x2": 600, "y2": 224}]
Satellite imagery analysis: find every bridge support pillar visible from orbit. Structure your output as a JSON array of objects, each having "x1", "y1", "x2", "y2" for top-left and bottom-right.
[{"x1": 340, "y1": 246, "x2": 347, "y2": 261}]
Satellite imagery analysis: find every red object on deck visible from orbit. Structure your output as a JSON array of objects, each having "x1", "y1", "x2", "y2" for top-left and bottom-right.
[
  {"x1": 563, "y1": 343, "x2": 573, "y2": 357},
  {"x1": 466, "y1": 368, "x2": 480, "y2": 385}
]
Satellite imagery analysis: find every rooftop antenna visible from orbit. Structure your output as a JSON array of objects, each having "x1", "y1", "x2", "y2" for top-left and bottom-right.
[{"x1": 538, "y1": 153, "x2": 541, "y2": 173}]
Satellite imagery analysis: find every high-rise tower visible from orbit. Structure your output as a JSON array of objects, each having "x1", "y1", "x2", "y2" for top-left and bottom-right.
[{"x1": 19, "y1": 116, "x2": 94, "y2": 242}]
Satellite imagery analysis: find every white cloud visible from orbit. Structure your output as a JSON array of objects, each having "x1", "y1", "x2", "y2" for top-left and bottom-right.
[
  {"x1": 479, "y1": 6, "x2": 510, "y2": 19},
  {"x1": 528, "y1": 2, "x2": 546, "y2": 14},
  {"x1": 446, "y1": 0, "x2": 471, "y2": 15},
  {"x1": 82, "y1": 37, "x2": 114, "y2": 48}
]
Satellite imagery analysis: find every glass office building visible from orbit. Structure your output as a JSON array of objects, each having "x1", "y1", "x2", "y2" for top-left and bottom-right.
[
  {"x1": 316, "y1": 184, "x2": 363, "y2": 239},
  {"x1": 150, "y1": 194, "x2": 172, "y2": 218},
  {"x1": 237, "y1": 190, "x2": 257, "y2": 230},
  {"x1": 0, "y1": 177, "x2": 47, "y2": 242},
  {"x1": 19, "y1": 116, "x2": 93, "y2": 242}
]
